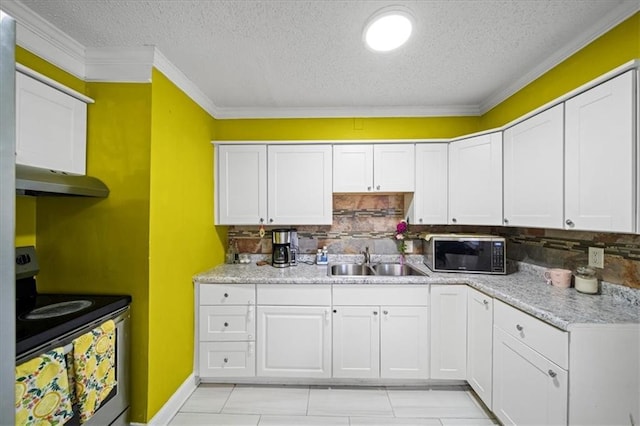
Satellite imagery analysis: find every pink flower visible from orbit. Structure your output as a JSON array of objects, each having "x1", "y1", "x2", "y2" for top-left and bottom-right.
[
  {"x1": 395, "y1": 233, "x2": 404, "y2": 240},
  {"x1": 396, "y1": 220, "x2": 408, "y2": 234}
]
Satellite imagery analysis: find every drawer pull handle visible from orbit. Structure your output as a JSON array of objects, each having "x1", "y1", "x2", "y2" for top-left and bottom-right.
[
  {"x1": 224, "y1": 293, "x2": 229, "y2": 298},
  {"x1": 333, "y1": 309, "x2": 337, "y2": 313},
  {"x1": 516, "y1": 324, "x2": 523, "y2": 331},
  {"x1": 224, "y1": 322, "x2": 229, "y2": 327},
  {"x1": 548, "y1": 369, "x2": 557, "y2": 378},
  {"x1": 223, "y1": 357, "x2": 228, "y2": 363},
  {"x1": 373, "y1": 311, "x2": 378, "y2": 315},
  {"x1": 565, "y1": 219, "x2": 574, "y2": 227},
  {"x1": 483, "y1": 300, "x2": 489, "y2": 306},
  {"x1": 383, "y1": 310, "x2": 388, "y2": 315}
]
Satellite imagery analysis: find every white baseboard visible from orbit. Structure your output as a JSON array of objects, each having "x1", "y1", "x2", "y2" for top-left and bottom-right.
[{"x1": 132, "y1": 373, "x2": 198, "y2": 426}]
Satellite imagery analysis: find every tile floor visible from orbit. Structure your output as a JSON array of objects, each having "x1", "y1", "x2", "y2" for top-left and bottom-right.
[{"x1": 169, "y1": 384, "x2": 498, "y2": 426}]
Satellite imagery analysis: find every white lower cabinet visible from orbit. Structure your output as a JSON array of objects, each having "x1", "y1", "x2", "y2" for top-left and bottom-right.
[
  {"x1": 199, "y1": 341, "x2": 255, "y2": 377},
  {"x1": 256, "y1": 305, "x2": 331, "y2": 378},
  {"x1": 430, "y1": 285, "x2": 467, "y2": 380},
  {"x1": 256, "y1": 285, "x2": 332, "y2": 378},
  {"x1": 466, "y1": 287, "x2": 493, "y2": 409},
  {"x1": 492, "y1": 300, "x2": 568, "y2": 426},
  {"x1": 332, "y1": 285, "x2": 429, "y2": 380},
  {"x1": 332, "y1": 305, "x2": 429, "y2": 379},
  {"x1": 197, "y1": 284, "x2": 256, "y2": 378},
  {"x1": 332, "y1": 306, "x2": 379, "y2": 379}
]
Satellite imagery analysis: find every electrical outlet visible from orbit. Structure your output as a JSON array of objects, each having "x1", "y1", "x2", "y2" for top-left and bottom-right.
[
  {"x1": 404, "y1": 240, "x2": 414, "y2": 253},
  {"x1": 588, "y1": 247, "x2": 604, "y2": 268}
]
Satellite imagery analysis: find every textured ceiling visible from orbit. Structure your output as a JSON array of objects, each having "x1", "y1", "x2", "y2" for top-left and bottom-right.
[{"x1": 14, "y1": 0, "x2": 638, "y2": 117}]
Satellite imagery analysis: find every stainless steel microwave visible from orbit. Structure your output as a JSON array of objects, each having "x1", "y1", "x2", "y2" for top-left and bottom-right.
[{"x1": 424, "y1": 234, "x2": 506, "y2": 274}]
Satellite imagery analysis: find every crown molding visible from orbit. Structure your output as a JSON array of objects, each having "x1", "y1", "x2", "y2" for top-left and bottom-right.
[
  {"x1": 1, "y1": 0, "x2": 86, "y2": 79},
  {"x1": 3, "y1": 0, "x2": 638, "y2": 119},
  {"x1": 152, "y1": 49, "x2": 220, "y2": 118},
  {"x1": 480, "y1": 0, "x2": 640, "y2": 114},
  {"x1": 85, "y1": 46, "x2": 154, "y2": 82},
  {"x1": 213, "y1": 104, "x2": 481, "y2": 119}
]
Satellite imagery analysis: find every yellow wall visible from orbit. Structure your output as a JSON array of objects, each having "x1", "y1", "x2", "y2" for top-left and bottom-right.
[
  {"x1": 15, "y1": 196, "x2": 35, "y2": 247},
  {"x1": 481, "y1": 12, "x2": 640, "y2": 129},
  {"x1": 147, "y1": 69, "x2": 223, "y2": 418},
  {"x1": 36, "y1": 82, "x2": 153, "y2": 423},
  {"x1": 16, "y1": 46, "x2": 86, "y2": 94},
  {"x1": 214, "y1": 116, "x2": 481, "y2": 140}
]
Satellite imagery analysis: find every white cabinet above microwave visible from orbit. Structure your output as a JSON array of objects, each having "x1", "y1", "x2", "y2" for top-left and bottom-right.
[{"x1": 15, "y1": 66, "x2": 93, "y2": 175}]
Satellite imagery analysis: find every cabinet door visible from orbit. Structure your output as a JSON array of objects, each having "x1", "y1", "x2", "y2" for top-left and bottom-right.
[
  {"x1": 504, "y1": 105, "x2": 564, "y2": 228},
  {"x1": 332, "y1": 306, "x2": 380, "y2": 379},
  {"x1": 257, "y1": 306, "x2": 331, "y2": 378},
  {"x1": 448, "y1": 132, "x2": 503, "y2": 225},
  {"x1": 215, "y1": 145, "x2": 267, "y2": 225},
  {"x1": 467, "y1": 287, "x2": 493, "y2": 409},
  {"x1": 16, "y1": 72, "x2": 87, "y2": 174},
  {"x1": 408, "y1": 144, "x2": 448, "y2": 225},
  {"x1": 565, "y1": 71, "x2": 636, "y2": 233},
  {"x1": 380, "y1": 306, "x2": 429, "y2": 379},
  {"x1": 333, "y1": 145, "x2": 373, "y2": 192},
  {"x1": 430, "y1": 285, "x2": 467, "y2": 380},
  {"x1": 268, "y1": 145, "x2": 333, "y2": 225},
  {"x1": 493, "y1": 327, "x2": 568, "y2": 426},
  {"x1": 373, "y1": 144, "x2": 415, "y2": 192}
]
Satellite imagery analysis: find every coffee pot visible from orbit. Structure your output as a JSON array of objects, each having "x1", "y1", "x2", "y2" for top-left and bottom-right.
[{"x1": 272, "y1": 229, "x2": 291, "y2": 268}]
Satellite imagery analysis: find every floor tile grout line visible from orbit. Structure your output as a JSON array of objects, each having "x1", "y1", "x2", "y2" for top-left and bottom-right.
[
  {"x1": 218, "y1": 383, "x2": 236, "y2": 414},
  {"x1": 384, "y1": 386, "x2": 398, "y2": 419}
]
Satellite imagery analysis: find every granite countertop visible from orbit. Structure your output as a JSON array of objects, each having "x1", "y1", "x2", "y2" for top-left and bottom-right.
[{"x1": 194, "y1": 255, "x2": 640, "y2": 331}]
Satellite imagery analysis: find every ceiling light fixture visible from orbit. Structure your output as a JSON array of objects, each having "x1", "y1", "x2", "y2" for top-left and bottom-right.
[{"x1": 363, "y1": 7, "x2": 414, "y2": 52}]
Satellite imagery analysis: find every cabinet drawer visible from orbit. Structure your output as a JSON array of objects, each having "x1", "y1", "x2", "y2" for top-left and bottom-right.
[
  {"x1": 333, "y1": 285, "x2": 429, "y2": 306},
  {"x1": 257, "y1": 284, "x2": 331, "y2": 305},
  {"x1": 199, "y1": 284, "x2": 255, "y2": 305},
  {"x1": 494, "y1": 300, "x2": 568, "y2": 369},
  {"x1": 199, "y1": 341, "x2": 255, "y2": 378},
  {"x1": 199, "y1": 305, "x2": 255, "y2": 341}
]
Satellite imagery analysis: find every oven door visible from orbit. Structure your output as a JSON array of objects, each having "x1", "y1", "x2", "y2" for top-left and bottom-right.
[
  {"x1": 434, "y1": 240, "x2": 494, "y2": 273},
  {"x1": 82, "y1": 309, "x2": 130, "y2": 425},
  {"x1": 17, "y1": 308, "x2": 130, "y2": 426}
]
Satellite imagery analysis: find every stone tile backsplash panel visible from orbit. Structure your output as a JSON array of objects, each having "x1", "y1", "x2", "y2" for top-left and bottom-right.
[{"x1": 228, "y1": 194, "x2": 640, "y2": 288}]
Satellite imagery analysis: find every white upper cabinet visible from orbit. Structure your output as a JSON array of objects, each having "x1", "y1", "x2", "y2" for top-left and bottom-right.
[
  {"x1": 332, "y1": 145, "x2": 374, "y2": 192},
  {"x1": 503, "y1": 105, "x2": 564, "y2": 229},
  {"x1": 216, "y1": 145, "x2": 267, "y2": 225},
  {"x1": 16, "y1": 71, "x2": 90, "y2": 174},
  {"x1": 333, "y1": 144, "x2": 415, "y2": 193},
  {"x1": 406, "y1": 143, "x2": 448, "y2": 225},
  {"x1": 215, "y1": 144, "x2": 332, "y2": 225},
  {"x1": 268, "y1": 144, "x2": 333, "y2": 225},
  {"x1": 448, "y1": 132, "x2": 503, "y2": 225},
  {"x1": 565, "y1": 71, "x2": 636, "y2": 233}
]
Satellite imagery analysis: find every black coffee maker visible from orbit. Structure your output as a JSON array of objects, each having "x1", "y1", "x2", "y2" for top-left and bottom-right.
[{"x1": 272, "y1": 229, "x2": 291, "y2": 268}]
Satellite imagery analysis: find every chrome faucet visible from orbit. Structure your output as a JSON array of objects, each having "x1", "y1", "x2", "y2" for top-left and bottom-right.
[{"x1": 362, "y1": 246, "x2": 371, "y2": 265}]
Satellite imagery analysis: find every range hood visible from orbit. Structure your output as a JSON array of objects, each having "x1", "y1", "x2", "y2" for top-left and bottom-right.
[{"x1": 16, "y1": 164, "x2": 109, "y2": 197}]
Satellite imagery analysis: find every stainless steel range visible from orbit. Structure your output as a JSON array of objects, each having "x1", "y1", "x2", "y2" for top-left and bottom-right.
[{"x1": 15, "y1": 246, "x2": 131, "y2": 425}]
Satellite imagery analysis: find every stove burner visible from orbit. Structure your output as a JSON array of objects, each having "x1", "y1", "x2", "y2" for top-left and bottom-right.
[{"x1": 21, "y1": 300, "x2": 93, "y2": 320}]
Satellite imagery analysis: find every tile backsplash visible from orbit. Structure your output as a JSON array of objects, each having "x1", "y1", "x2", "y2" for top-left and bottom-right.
[{"x1": 229, "y1": 194, "x2": 640, "y2": 289}]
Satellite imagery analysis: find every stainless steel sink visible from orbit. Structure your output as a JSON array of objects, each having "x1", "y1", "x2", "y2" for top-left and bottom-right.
[
  {"x1": 327, "y1": 262, "x2": 427, "y2": 277},
  {"x1": 329, "y1": 263, "x2": 375, "y2": 276},
  {"x1": 372, "y1": 263, "x2": 427, "y2": 276}
]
